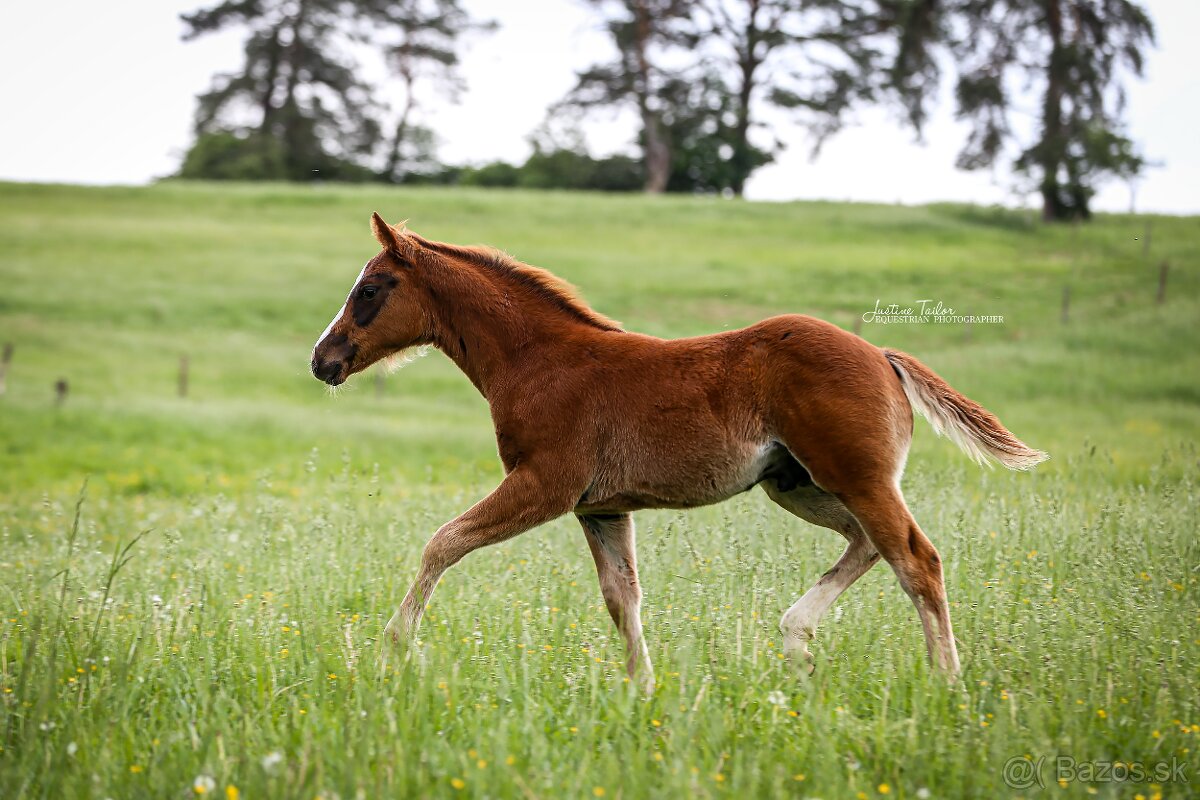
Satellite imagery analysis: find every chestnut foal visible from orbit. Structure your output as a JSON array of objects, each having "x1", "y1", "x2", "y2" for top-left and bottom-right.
[{"x1": 311, "y1": 213, "x2": 1047, "y2": 687}]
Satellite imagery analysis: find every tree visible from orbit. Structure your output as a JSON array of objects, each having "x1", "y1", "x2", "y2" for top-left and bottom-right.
[
  {"x1": 564, "y1": 0, "x2": 698, "y2": 193},
  {"x1": 696, "y1": 0, "x2": 890, "y2": 196},
  {"x1": 178, "y1": 131, "x2": 286, "y2": 180},
  {"x1": 661, "y1": 68, "x2": 773, "y2": 193},
  {"x1": 946, "y1": 0, "x2": 1155, "y2": 220},
  {"x1": 363, "y1": 0, "x2": 494, "y2": 183},
  {"x1": 569, "y1": 1, "x2": 923, "y2": 197},
  {"x1": 181, "y1": 0, "x2": 381, "y2": 181}
]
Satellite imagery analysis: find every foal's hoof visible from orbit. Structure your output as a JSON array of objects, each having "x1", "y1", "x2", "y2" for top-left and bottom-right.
[
  {"x1": 379, "y1": 636, "x2": 423, "y2": 675},
  {"x1": 789, "y1": 654, "x2": 817, "y2": 678},
  {"x1": 783, "y1": 640, "x2": 817, "y2": 678},
  {"x1": 633, "y1": 671, "x2": 657, "y2": 696}
]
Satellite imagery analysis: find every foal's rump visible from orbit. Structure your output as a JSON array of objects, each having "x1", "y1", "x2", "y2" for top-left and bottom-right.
[{"x1": 750, "y1": 315, "x2": 1046, "y2": 493}]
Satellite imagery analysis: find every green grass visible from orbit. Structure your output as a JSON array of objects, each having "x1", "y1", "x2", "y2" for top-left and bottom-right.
[{"x1": 0, "y1": 181, "x2": 1197, "y2": 798}]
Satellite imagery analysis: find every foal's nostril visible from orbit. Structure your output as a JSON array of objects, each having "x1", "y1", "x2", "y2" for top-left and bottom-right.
[{"x1": 313, "y1": 359, "x2": 343, "y2": 383}]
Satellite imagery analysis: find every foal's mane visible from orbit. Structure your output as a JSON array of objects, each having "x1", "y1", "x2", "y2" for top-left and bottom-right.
[{"x1": 405, "y1": 232, "x2": 622, "y2": 332}]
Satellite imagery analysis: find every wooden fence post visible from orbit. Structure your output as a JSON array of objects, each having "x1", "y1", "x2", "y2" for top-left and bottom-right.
[
  {"x1": 0, "y1": 343, "x2": 12, "y2": 396},
  {"x1": 178, "y1": 355, "x2": 189, "y2": 398},
  {"x1": 1061, "y1": 285, "x2": 1070, "y2": 323},
  {"x1": 54, "y1": 379, "x2": 68, "y2": 407},
  {"x1": 1157, "y1": 260, "x2": 1169, "y2": 305},
  {"x1": 1142, "y1": 219, "x2": 1152, "y2": 258}
]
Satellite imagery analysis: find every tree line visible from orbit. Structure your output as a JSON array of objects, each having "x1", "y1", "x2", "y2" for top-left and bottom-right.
[{"x1": 179, "y1": 0, "x2": 1155, "y2": 221}]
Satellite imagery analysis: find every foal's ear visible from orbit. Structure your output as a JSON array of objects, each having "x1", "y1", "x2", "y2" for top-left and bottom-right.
[{"x1": 370, "y1": 211, "x2": 403, "y2": 253}]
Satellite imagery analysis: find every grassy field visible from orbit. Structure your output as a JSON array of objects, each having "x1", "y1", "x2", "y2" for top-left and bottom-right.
[{"x1": 0, "y1": 181, "x2": 1197, "y2": 798}]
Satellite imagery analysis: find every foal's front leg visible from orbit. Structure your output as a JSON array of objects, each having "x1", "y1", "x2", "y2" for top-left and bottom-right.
[
  {"x1": 384, "y1": 466, "x2": 576, "y2": 652},
  {"x1": 578, "y1": 513, "x2": 655, "y2": 693}
]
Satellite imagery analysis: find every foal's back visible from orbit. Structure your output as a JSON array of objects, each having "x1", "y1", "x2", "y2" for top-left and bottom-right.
[{"x1": 568, "y1": 314, "x2": 910, "y2": 514}]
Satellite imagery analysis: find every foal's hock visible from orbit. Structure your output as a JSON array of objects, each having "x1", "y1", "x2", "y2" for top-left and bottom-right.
[{"x1": 311, "y1": 213, "x2": 1048, "y2": 686}]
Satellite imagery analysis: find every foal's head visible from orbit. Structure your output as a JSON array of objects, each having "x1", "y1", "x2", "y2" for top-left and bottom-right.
[{"x1": 310, "y1": 213, "x2": 428, "y2": 386}]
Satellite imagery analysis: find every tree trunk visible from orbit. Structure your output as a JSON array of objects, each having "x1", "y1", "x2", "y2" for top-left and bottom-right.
[
  {"x1": 258, "y1": 26, "x2": 283, "y2": 138},
  {"x1": 279, "y1": 0, "x2": 310, "y2": 177},
  {"x1": 731, "y1": 53, "x2": 758, "y2": 197},
  {"x1": 633, "y1": 0, "x2": 669, "y2": 193},
  {"x1": 642, "y1": 113, "x2": 671, "y2": 193},
  {"x1": 385, "y1": 68, "x2": 415, "y2": 182},
  {"x1": 730, "y1": 0, "x2": 762, "y2": 197},
  {"x1": 1040, "y1": 0, "x2": 1067, "y2": 221}
]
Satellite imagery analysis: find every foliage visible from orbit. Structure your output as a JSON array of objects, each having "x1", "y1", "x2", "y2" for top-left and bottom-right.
[
  {"x1": 519, "y1": 148, "x2": 644, "y2": 192},
  {"x1": 458, "y1": 161, "x2": 522, "y2": 188},
  {"x1": 178, "y1": 131, "x2": 287, "y2": 181},
  {"x1": 456, "y1": 147, "x2": 642, "y2": 192},
  {"x1": 563, "y1": 0, "x2": 700, "y2": 193},
  {"x1": 697, "y1": 0, "x2": 899, "y2": 194},
  {"x1": 896, "y1": 0, "x2": 1156, "y2": 221},
  {"x1": 365, "y1": 0, "x2": 493, "y2": 182},
  {"x1": 660, "y1": 69, "x2": 773, "y2": 193},
  {"x1": 178, "y1": 0, "x2": 490, "y2": 183},
  {"x1": 564, "y1": 0, "x2": 947, "y2": 196},
  {"x1": 180, "y1": 0, "x2": 384, "y2": 181},
  {"x1": 175, "y1": 1, "x2": 1159, "y2": 208}
]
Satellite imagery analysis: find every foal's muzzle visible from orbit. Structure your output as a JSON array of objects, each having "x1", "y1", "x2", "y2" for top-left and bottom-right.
[
  {"x1": 311, "y1": 357, "x2": 346, "y2": 386},
  {"x1": 311, "y1": 333, "x2": 355, "y2": 386}
]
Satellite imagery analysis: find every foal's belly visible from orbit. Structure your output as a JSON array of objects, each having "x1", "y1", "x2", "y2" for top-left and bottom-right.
[{"x1": 574, "y1": 439, "x2": 786, "y2": 515}]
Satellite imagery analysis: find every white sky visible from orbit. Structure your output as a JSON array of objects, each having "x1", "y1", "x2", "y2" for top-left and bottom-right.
[{"x1": 0, "y1": 0, "x2": 1196, "y2": 213}]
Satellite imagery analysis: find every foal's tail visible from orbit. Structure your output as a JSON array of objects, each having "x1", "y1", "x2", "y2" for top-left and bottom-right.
[{"x1": 883, "y1": 349, "x2": 1048, "y2": 470}]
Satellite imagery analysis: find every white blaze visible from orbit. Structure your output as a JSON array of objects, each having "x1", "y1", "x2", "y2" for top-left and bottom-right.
[{"x1": 312, "y1": 262, "x2": 368, "y2": 360}]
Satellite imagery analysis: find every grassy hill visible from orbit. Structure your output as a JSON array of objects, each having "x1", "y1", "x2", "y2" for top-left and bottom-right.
[{"x1": 0, "y1": 182, "x2": 1197, "y2": 798}]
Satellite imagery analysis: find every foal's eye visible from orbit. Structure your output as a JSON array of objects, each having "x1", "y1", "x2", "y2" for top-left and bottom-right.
[{"x1": 359, "y1": 285, "x2": 379, "y2": 300}]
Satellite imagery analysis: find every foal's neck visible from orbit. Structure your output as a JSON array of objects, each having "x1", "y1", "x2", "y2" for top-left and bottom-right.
[{"x1": 419, "y1": 263, "x2": 595, "y2": 399}]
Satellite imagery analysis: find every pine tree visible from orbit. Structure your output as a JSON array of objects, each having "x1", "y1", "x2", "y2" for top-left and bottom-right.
[
  {"x1": 913, "y1": 0, "x2": 1155, "y2": 220},
  {"x1": 181, "y1": 0, "x2": 381, "y2": 180},
  {"x1": 564, "y1": 0, "x2": 698, "y2": 193},
  {"x1": 699, "y1": 0, "x2": 891, "y2": 196},
  {"x1": 362, "y1": 0, "x2": 493, "y2": 183}
]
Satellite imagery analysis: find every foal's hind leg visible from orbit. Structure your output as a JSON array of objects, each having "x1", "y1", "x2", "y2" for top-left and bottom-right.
[
  {"x1": 578, "y1": 513, "x2": 655, "y2": 692},
  {"x1": 763, "y1": 479, "x2": 879, "y2": 673},
  {"x1": 839, "y1": 486, "x2": 961, "y2": 675}
]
